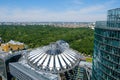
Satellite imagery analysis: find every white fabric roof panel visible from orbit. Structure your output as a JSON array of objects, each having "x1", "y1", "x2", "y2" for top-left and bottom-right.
[
  {"x1": 43, "y1": 55, "x2": 50, "y2": 67},
  {"x1": 26, "y1": 40, "x2": 80, "y2": 74},
  {"x1": 55, "y1": 56, "x2": 60, "y2": 70}
]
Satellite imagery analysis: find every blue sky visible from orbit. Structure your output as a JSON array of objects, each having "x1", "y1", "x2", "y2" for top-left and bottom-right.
[{"x1": 0, "y1": 0, "x2": 120, "y2": 22}]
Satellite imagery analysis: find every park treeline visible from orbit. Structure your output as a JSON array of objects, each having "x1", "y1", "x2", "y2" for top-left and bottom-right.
[{"x1": 0, "y1": 25, "x2": 94, "y2": 55}]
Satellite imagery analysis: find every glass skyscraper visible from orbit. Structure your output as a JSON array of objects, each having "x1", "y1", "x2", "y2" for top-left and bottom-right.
[{"x1": 92, "y1": 8, "x2": 120, "y2": 80}]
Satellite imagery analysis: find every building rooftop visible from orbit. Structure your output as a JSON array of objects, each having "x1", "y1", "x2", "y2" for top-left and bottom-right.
[
  {"x1": 8, "y1": 40, "x2": 24, "y2": 45},
  {"x1": 0, "y1": 51, "x2": 10, "y2": 60},
  {"x1": 9, "y1": 62, "x2": 58, "y2": 80},
  {"x1": 21, "y1": 40, "x2": 80, "y2": 74},
  {"x1": 0, "y1": 50, "x2": 28, "y2": 60}
]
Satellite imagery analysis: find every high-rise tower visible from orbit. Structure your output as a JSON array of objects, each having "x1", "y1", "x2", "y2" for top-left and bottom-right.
[{"x1": 92, "y1": 8, "x2": 120, "y2": 80}]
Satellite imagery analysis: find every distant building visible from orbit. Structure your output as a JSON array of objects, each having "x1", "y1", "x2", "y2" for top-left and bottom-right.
[
  {"x1": 0, "y1": 22, "x2": 93, "y2": 28},
  {"x1": 9, "y1": 40, "x2": 82, "y2": 80},
  {"x1": 92, "y1": 8, "x2": 120, "y2": 80},
  {"x1": 88, "y1": 23, "x2": 95, "y2": 29},
  {"x1": 1, "y1": 40, "x2": 25, "y2": 52}
]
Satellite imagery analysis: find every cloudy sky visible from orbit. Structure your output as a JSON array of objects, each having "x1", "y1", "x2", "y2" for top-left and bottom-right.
[{"x1": 0, "y1": 0, "x2": 120, "y2": 22}]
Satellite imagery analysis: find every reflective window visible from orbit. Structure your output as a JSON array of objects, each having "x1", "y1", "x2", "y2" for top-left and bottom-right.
[{"x1": 0, "y1": 59, "x2": 7, "y2": 78}]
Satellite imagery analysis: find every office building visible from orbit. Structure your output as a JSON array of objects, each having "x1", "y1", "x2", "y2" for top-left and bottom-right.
[
  {"x1": 0, "y1": 51, "x2": 26, "y2": 80},
  {"x1": 92, "y1": 8, "x2": 120, "y2": 80}
]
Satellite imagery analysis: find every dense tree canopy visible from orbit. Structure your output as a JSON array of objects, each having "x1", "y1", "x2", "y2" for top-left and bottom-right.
[{"x1": 0, "y1": 25, "x2": 94, "y2": 55}]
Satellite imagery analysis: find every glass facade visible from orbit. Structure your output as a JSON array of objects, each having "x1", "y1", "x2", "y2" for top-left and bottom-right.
[
  {"x1": 92, "y1": 8, "x2": 120, "y2": 80},
  {"x1": 64, "y1": 66, "x2": 82, "y2": 80},
  {"x1": 107, "y1": 8, "x2": 120, "y2": 28},
  {"x1": 0, "y1": 59, "x2": 7, "y2": 79}
]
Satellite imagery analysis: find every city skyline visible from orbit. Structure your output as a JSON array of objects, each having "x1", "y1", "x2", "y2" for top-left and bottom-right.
[{"x1": 0, "y1": 0, "x2": 120, "y2": 22}]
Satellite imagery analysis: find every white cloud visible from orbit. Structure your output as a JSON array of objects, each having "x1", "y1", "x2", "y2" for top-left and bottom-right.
[
  {"x1": 0, "y1": 0, "x2": 116, "y2": 22},
  {"x1": 0, "y1": 7, "x2": 106, "y2": 22}
]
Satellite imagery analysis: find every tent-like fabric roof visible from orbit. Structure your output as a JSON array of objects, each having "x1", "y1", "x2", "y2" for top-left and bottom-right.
[{"x1": 26, "y1": 40, "x2": 80, "y2": 74}]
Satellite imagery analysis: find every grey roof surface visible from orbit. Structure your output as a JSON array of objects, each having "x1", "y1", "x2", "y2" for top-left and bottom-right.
[
  {"x1": 9, "y1": 62, "x2": 58, "y2": 80},
  {"x1": 0, "y1": 50, "x2": 28, "y2": 60}
]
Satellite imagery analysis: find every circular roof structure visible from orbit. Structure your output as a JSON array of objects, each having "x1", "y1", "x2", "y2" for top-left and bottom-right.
[{"x1": 26, "y1": 40, "x2": 80, "y2": 74}]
